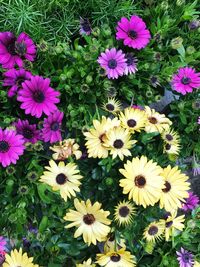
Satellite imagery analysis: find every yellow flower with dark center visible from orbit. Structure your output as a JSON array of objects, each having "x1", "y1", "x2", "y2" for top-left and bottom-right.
[
  {"x1": 161, "y1": 128, "x2": 180, "y2": 145},
  {"x1": 114, "y1": 200, "x2": 136, "y2": 226},
  {"x1": 143, "y1": 221, "x2": 165, "y2": 243},
  {"x1": 64, "y1": 198, "x2": 111, "y2": 245},
  {"x1": 119, "y1": 107, "x2": 147, "y2": 133},
  {"x1": 84, "y1": 116, "x2": 120, "y2": 158},
  {"x1": 3, "y1": 248, "x2": 39, "y2": 267},
  {"x1": 119, "y1": 156, "x2": 164, "y2": 208},
  {"x1": 102, "y1": 98, "x2": 121, "y2": 114},
  {"x1": 163, "y1": 142, "x2": 180, "y2": 155},
  {"x1": 104, "y1": 127, "x2": 136, "y2": 160},
  {"x1": 96, "y1": 248, "x2": 136, "y2": 267},
  {"x1": 165, "y1": 211, "x2": 185, "y2": 241},
  {"x1": 76, "y1": 258, "x2": 96, "y2": 267},
  {"x1": 144, "y1": 106, "x2": 172, "y2": 133},
  {"x1": 159, "y1": 165, "x2": 190, "y2": 211},
  {"x1": 40, "y1": 160, "x2": 83, "y2": 201}
]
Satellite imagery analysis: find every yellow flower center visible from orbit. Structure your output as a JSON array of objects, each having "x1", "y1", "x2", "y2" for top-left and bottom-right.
[
  {"x1": 148, "y1": 116, "x2": 157, "y2": 124},
  {"x1": 83, "y1": 214, "x2": 95, "y2": 225},
  {"x1": 56, "y1": 173, "x2": 68, "y2": 185},
  {"x1": 113, "y1": 139, "x2": 124, "y2": 149},
  {"x1": 127, "y1": 119, "x2": 136, "y2": 127},
  {"x1": 134, "y1": 175, "x2": 146, "y2": 188}
]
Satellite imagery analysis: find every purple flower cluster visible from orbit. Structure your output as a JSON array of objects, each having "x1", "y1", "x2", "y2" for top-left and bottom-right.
[{"x1": 182, "y1": 192, "x2": 199, "y2": 212}]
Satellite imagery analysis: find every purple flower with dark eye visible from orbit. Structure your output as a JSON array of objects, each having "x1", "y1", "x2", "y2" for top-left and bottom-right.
[
  {"x1": 176, "y1": 247, "x2": 194, "y2": 267},
  {"x1": 182, "y1": 192, "x2": 199, "y2": 212},
  {"x1": 80, "y1": 17, "x2": 92, "y2": 35},
  {"x1": 124, "y1": 53, "x2": 137, "y2": 75}
]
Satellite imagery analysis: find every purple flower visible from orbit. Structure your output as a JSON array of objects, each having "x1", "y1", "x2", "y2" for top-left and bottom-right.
[
  {"x1": 0, "y1": 32, "x2": 36, "y2": 69},
  {"x1": 124, "y1": 53, "x2": 137, "y2": 75},
  {"x1": 198, "y1": 116, "x2": 200, "y2": 125},
  {"x1": 17, "y1": 75, "x2": 60, "y2": 118},
  {"x1": 116, "y1": 15, "x2": 151, "y2": 50},
  {"x1": 14, "y1": 119, "x2": 40, "y2": 144},
  {"x1": 182, "y1": 192, "x2": 199, "y2": 212},
  {"x1": 42, "y1": 110, "x2": 64, "y2": 143},
  {"x1": 0, "y1": 251, "x2": 5, "y2": 265},
  {"x1": 97, "y1": 48, "x2": 127, "y2": 79},
  {"x1": 176, "y1": 247, "x2": 194, "y2": 267},
  {"x1": 3, "y1": 68, "x2": 32, "y2": 97},
  {"x1": 171, "y1": 67, "x2": 200, "y2": 95},
  {"x1": 0, "y1": 237, "x2": 6, "y2": 251},
  {"x1": 80, "y1": 17, "x2": 92, "y2": 35}
]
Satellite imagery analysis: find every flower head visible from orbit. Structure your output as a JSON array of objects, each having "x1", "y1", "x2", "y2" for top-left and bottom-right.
[
  {"x1": 176, "y1": 247, "x2": 194, "y2": 267},
  {"x1": 143, "y1": 221, "x2": 165, "y2": 243},
  {"x1": 80, "y1": 17, "x2": 92, "y2": 35},
  {"x1": 165, "y1": 211, "x2": 185, "y2": 241},
  {"x1": 124, "y1": 53, "x2": 137, "y2": 75},
  {"x1": 76, "y1": 258, "x2": 96, "y2": 267},
  {"x1": 181, "y1": 192, "x2": 199, "y2": 212},
  {"x1": 102, "y1": 98, "x2": 121, "y2": 114},
  {"x1": 14, "y1": 119, "x2": 40, "y2": 144},
  {"x1": 114, "y1": 200, "x2": 136, "y2": 226}
]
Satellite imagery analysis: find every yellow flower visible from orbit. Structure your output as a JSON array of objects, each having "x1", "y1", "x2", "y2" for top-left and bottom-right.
[
  {"x1": 76, "y1": 258, "x2": 96, "y2": 267},
  {"x1": 102, "y1": 98, "x2": 121, "y2": 114},
  {"x1": 119, "y1": 107, "x2": 147, "y2": 133},
  {"x1": 143, "y1": 221, "x2": 165, "y2": 243},
  {"x1": 161, "y1": 128, "x2": 180, "y2": 145},
  {"x1": 3, "y1": 248, "x2": 39, "y2": 267},
  {"x1": 50, "y1": 138, "x2": 82, "y2": 160},
  {"x1": 159, "y1": 165, "x2": 190, "y2": 211},
  {"x1": 163, "y1": 142, "x2": 180, "y2": 155},
  {"x1": 104, "y1": 127, "x2": 136, "y2": 160},
  {"x1": 84, "y1": 116, "x2": 120, "y2": 158},
  {"x1": 40, "y1": 160, "x2": 83, "y2": 201},
  {"x1": 165, "y1": 211, "x2": 185, "y2": 241},
  {"x1": 119, "y1": 156, "x2": 164, "y2": 208},
  {"x1": 114, "y1": 200, "x2": 136, "y2": 226},
  {"x1": 64, "y1": 198, "x2": 111, "y2": 245},
  {"x1": 144, "y1": 106, "x2": 172, "y2": 133},
  {"x1": 96, "y1": 248, "x2": 136, "y2": 267}
]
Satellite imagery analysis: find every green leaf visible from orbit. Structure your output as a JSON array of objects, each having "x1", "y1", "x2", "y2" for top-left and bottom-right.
[
  {"x1": 39, "y1": 216, "x2": 49, "y2": 233},
  {"x1": 37, "y1": 184, "x2": 52, "y2": 204}
]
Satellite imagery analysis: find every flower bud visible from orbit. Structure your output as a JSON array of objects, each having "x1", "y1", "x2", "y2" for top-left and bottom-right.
[{"x1": 171, "y1": 37, "x2": 183, "y2": 49}]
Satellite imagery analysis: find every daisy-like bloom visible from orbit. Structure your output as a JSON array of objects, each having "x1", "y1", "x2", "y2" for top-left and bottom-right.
[
  {"x1": 0, "y1": 32, "x2": 36, "y2": 69},
  {"x1": 0, "y1": 237, "x2": 6, "y2": 251},
  {"x1": 102, "y1": 98, "x2": 121, "y2": 114},
  {"x1": 50, "y1": 138, "x2": 82, "y2": 160},
  {"x1": 64, "y1": 198, "x2": 111, "y2": 245},
  {"x1": 159, "y1": 165, "x2": 190, "y2": 212},
  {"x1": 163, "y1": 142, "x2": 180, "y2": 156},
  {"x1": 119, "y1": 156, "x2": 164, "y2": 208},
  {"x1": 40, "y1": 160, "x2": 83, "y2": 201},
  {"x1": 96, "y1": 248, "x2": 136, "y2": 267},
  {"x1": 17, "y1": 75, "x2": 60, "y2": 118},
  {"x1": 97, "y1": 48, "x2": 127, "y2": 79},
  {"x1": 3, "y1": 68, "x2": 32, "y2": 97},
  {"x1": 0, "y1": 128, "x2": 25, "y2": 167},
  {"x1": 145, "y1": 106, "x2": 172, "y2": 133},
  {"x1": 150, "y1": 76, "x2": 160, "y2": 88},
  {"x1": 42, "y1": 110, "x2": 64, "y2": 144},
  {"x1": 80, "y1": 17, "x2": 92, "y2": 35},
  {"x1": 176, "y1": 247, "x2": 194, "y2": 267},
  {"x1": 3, "y1": 248, "x2": 39, "y2": 267},
  {"x1": 171, "y1": 67, "x2": 200, "y2": 95},
  {"x1": 181, "y1": 192, "x2": 199, "y2": 212},
  {"x1": 165, "y1": 211, "x2": 185, "y2": 241},
  {"x1": 114, "y1": 200, "x2": 136, "y2": 226},
  {"x1": 84, "y1": 116, "x2": 120, "y2": 158},
  {"x1": 124, "y1": 53, "x2": 137, "y2": 75},
  {"x1": 116, "y1": 15, "x2": 151, "y2": 50},
  {"x1": 161, "y1": 128, "x2": 180, "y2": 145},
  {"x1": 14, "y1": 119, "x2": 40, "y2": 144},
  {"x1": 143, "y1": 221, "x2": 165, "y2": 243},
  {"x1": 76, "y1": 258, "x2": 96, "y2": 267},
  {"x1": 104, "y1": 127, "x2": 136, "y2": 160},
  {"x1": 119, "y1": 107, "x2": 147, "y2": 133}
]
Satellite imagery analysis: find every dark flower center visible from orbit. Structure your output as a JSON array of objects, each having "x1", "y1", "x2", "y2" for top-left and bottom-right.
[
  {"x1": 108, "y1": 59, "x2": 117, "y2": 69},
  {"x1": 148, "y1": 225, "x2": 158, "y2": 236},
  {"x1": 16, "y1": 76, "x2": 25, "y2": 87},
  {"x1": 99, "y1": 133, "x2": 106, "y2": 143},
  {"x1": 165, "y1": 134, "x2": 173, "y2": 141},
  {"x1": 110, "y1": 254, "x2": 121, "y2": 262},
  {"x1": 7, "y1": 39, "x2": 17, "y2": 55},
  {"x1": 125, "y1": 53, "x2": 135, "y2": 66},
  {"x1": 182, "y1": 253, "x2": 191, "y2": 263},
  {"x1": 15, "y1": 42, "x2": 27, "y2": 56},
  {"x1": 33, "y1": 90, "x2": 45, "y2": 103},
  {"x1": 56, "y1": 173, "x2": 67, "y2": 185},
  {"x1": 106, "y1": 103, "x2": 115, "y2": 111},
  {"x1": 163, "y1": 212, "x2": 171, "y2": 220},
  {"x1": 113, "y1": 139, "x2": 124, "y2": 149},
  {"x1": 165, "y1": 143, "x2": 171, "y2": 150},
  {"x1": 51, "y1": 122, "x2": 60, "y2": 131},
  {"x1": 135, "y1": 175, "x2": 146, "y2": 188},
  {"x1": 181, "y1": 77, "x2": 191, "y2": 85},
  {"x1": 127, "y1": 119, "x2": 136, "y2": 127},
  {"x1": 108, "y1": 234, "x2": 115, "y2": 242},
  {"x1": 165, "y1": 220, "x2": 173, "y2": 228},
  {"x1": 23, "y1": 128, "x2": 34, "y2": 139},
  {"x1": 0, "y1": 140, "x2": 10, "y2": 153},
  {"x1": 162, "y1": 181, "x2": 171, "y2": 193},
  {"x1": 128, "y1": 30, "x2": 137, "y2": 39},
  {"x1": 83, "y1": 213, "x2": 95, "y2": 225},
  {"x1": 119, "y1": 206, "x2": 130, "y2": 217},
  {"x1": 81, "y1": 20, "x2": 91, "y2": 32},
  {"x1": 148, "y1": 117, "x2": 157, "y2": 124}
]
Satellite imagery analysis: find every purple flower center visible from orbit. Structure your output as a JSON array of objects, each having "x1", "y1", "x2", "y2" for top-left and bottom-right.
[
  {"x1": 81, "y1": 20, "x2": 91, "y2": 32},
  {"x1": 135, "y1": 175, "x2": 146, "y2": 188},
  {"x1": 182, "y1": 253, "x2": 191, "y2": 263},
  {"x1": 148, "y1": 225, "x2": 158, "y2": 236},
  {"x1": 110, "y1": 254, "x2": 121, "y2": 262},
  {"x1": 125, "y1": 53, "x2": 136, "y2": 66},
  {"x1": 108, "y1": 59, "x2": 117, "y2": 69},
  {"x1": 50, "y1": 122, "x2": 60, "y2": 131},
  {"x1": 56, "y1": 173, "x2": 67, "y2": 185},
  {"x1": 181, "y1": 77, "x2": 191, "y2": 85},
  {"x1": 128, "y1": 30, "x2": 137, "y2": 39},
  {"x1": 16, "y1": 76, "x2": 25, "y2": 87},
  {"x1": 119, "y1": 206, "x2": 130, "y2": 217},
  {"x1": 15, "y1": 42, "x2": 27, "y2": 56},
  {"x1": 33, "y1": 90, "x2": 45, "y2": 103},
  {"x1": 0, "y1": 140, "x2": 10, "y2": 153},
  {"x1": 23, "y1": 128, "x2": 34, "y2": 139},
  {"x1": 166, "y1": 220, "x2": 173, "y2": 228},
  {"x1": 127, "y1": 119, "x2": 136, "y2": 127},
  {"x1": 83, "y1": 214, "x2": 95, "y2": 225},
  {"x1": 113, "y1": 139, "x2": 124, "y2": 149},
  {"x1": 7, "y1": 38, "x2": 17, "y2": 55}
]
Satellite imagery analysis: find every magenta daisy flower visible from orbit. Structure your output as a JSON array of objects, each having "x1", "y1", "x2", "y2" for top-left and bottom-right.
[
  {"x1": 124, "y1": 53, "x2": 137, "y2": 75},
  {"x1": 116, "y1": 15, "x2": 151, "y2": 50},
  {"x1": 176, "y1": 248, "x2": 194, "y2": 267},
  {"x1": 0, "y1": 237, "x2": 6, "y2": 251},
  {"x1": 182, "y1": 192, "x2": 199, "y2": 212},
  {"x1": 80, "y1": 17, "x2": 92, "y2": 35},
  {"x1": 0, "y1": 128, "x2": 25, "y2": 167},
  {"x1": 14, "y1": 119, "x2": 40, "y2": 144},
  {"x1": 42, "y1": 110, "x2": 64, "y2": 143},
  {"x1": 0, "y1": 32, "x2": 36, "y2": 69},
  {"x1": 97, "y1": 48, "x2": 126, "y2": 79},
  {"x1": 17, "y1": 75, "x2": 60, "y2": 118},
  {"x1": 3, "y1": 68, "x2": 32, "y2": 97},
  {"x1": 171, "y1": 67, "x2": 200, "y2": 95}
]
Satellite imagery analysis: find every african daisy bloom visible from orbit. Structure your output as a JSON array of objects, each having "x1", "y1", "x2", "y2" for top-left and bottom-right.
[
  {"x1": 159, "y1": 166, "x2": 190, "y2": 212},
  {"x1": 14, "y1": 119, "x2": 40, "y2": 144},
  {"x1": 96, "y1": 248, "x2": 136, "y2": 267},
  {"x1": 143, "y1": 221, "x2": 165, "y2": 243},
  {"x1": 0, "y1": 32, "x2": 36, "y2": 69},
  {"x1": 80, "y1": 17, "x2": 92, "y2": 35},
  {"x1": 164, "y1": 142, "x2": 181, "y2": 156},
  {"x1": 119, "y1": 156, "x2": 164, "y2": 208},
  {"x1": 124, "y1": 53, "x2": 138, "y2": 75},
  {"x1": 176, "y1": 247, "x2": 194, "y2": 267},
  {"x1": 17, "y1": 75, "x2": 60, "y2": 118},
  {"x1": 76, "y1": 258, "x2": 96, "y2": 267},
  {"x1": 64, "y1": 198, "x2": 111, "y2": 245},
  {"x1": 171, "y1": 67, "x2": 200, "y2": 95},
  {"x1": 102, "y1": 98, "x2": 121, "y2": 114},
  {"x1": 144, "y1": 106, "x2": 172, "y2": 133},
  {"x1": 0, "y1": 237, "x2": 6, "y2": 251},
  {"x1": 165, "y1": 211, "x2": 185, "y2": 241},
  {"x1": 0, "y1": 128, "x2": 25, "y2": 167},
  {"x1": 3, "y1": 248, "x2": 39, "y2": 267},
  {"x1": 161, "y1": 128, "x2": 180, "y2": 145},
  {"x1": 116, "y1": 15, "x2": 151, "y2": 50},
  {"x1": 3, "y1": 68, "x2": 32, "y2": 97},
  {"x1": 181, "y1": 192, "x2": 199, "y2": 212},
  {"x1": 40, "y1": 160, "x2": 83, "y2": 201},
  {"x1": 114, "y1": 200, "x2": 136, "y2": 226},
  {"x1": 97, "y1": 48, "x2": 126, "y2": 79}
]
